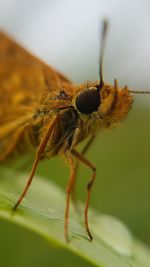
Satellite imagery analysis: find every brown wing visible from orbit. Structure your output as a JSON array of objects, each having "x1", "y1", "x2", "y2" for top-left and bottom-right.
[
  {"x1": 0, "y1": 31, "x2": 71, "y2": 123},
  {"x1": 0, "y1": 31, "x2": 71, "y2": 158}
]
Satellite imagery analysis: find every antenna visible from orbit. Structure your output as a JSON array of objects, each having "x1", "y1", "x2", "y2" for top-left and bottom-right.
[
  {"x1": 97, "y1": 19, "x2": 109, "y2": 91},
  {"x1": 129, "y1": 89, "x2": 150, "y2": 94}
]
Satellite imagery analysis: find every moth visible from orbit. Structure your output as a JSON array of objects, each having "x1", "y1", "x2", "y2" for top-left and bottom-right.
[{"x1": 0, "y1": 21, "x2": 149, "y2": 241}]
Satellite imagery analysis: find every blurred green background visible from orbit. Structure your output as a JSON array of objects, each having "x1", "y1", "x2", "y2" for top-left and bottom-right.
[{"x1": 0, "y1": 101, "x2": 150, "y2": 267}]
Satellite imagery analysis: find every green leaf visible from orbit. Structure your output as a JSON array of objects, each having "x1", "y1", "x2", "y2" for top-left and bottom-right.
[{"x1": 0, "y1": 167, "x2": 150, "y2": 267}]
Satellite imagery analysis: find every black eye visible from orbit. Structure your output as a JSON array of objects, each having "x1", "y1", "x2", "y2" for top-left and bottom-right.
[{"x1": 75, "y1": 88, "x2": 101, "y2": 114}]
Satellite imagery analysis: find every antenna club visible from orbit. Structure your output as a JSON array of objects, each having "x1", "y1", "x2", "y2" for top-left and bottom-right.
[{"x1": 102, "y1": 19, "x2": 109, "y2": 36}]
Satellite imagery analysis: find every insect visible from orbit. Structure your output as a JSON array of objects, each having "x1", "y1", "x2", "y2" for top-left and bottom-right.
[{"x1": 0, "y1": 20, "x2": 149, "y2": 242}]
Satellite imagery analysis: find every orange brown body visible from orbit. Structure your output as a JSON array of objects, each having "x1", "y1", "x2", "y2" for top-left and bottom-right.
[
  {"x1": 0, "y1": 26, "x2": 134, "y2": 241},
  {"x1": 0, "y1": 32, "x2": 132, "y2": 160}
]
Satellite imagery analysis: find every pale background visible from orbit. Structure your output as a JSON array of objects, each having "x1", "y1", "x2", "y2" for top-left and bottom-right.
[{"x1": 0, "y1": 0, "x2": 150, "y2": 91}]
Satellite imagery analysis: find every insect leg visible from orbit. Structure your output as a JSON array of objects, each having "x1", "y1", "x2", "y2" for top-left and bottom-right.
[
  {"x1": 72, "y1": 149, "x2": 96, "y2": 241},
  {"x1": 71, "y1": 135, "x2": 95, "y2": 211},
  {"x1": 13, "y1": 115, "x2": 58, "y2": 211},
  {"x1": 65, "y1": 153, "x2": 76, "y2": 242}
]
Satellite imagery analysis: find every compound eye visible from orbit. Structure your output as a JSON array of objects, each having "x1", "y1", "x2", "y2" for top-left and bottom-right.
[{"x1": 75, "y1": 88, "x2": 101, "y2": 114}]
